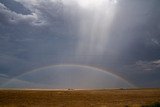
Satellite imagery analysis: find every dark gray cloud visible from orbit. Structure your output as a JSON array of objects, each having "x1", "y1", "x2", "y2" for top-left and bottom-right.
[
  {"x1": 119, "y1": 59, "x2": 160, "y2": 88},
  {"x1": 0, "y1": 1, "x2": 46, "y2": 26},
  {"x1": 0, "y1": 0, "x2": 31, "y2": 14}
]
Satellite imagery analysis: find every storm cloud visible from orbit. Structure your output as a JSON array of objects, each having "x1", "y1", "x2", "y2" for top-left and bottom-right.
[{"x1": 0, "y1": 0, "x2": 160, "y2": 88}]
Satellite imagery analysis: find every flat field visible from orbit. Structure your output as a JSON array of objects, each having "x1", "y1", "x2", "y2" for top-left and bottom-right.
[{"x1": 0, "y1": 89, "x2": 160, "y2": 107}]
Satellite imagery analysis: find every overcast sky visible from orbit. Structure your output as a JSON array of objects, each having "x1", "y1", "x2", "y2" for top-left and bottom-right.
[{"x1": 0, "y1": 0, "x2": 160, "y2": 88}]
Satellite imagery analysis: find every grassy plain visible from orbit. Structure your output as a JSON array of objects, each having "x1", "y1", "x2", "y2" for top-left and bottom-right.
[{"x1": 0, "y1": 89, "x2": 160, "y2": 107}]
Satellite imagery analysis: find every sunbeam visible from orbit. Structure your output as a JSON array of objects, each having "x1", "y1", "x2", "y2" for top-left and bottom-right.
[{"x1": 75, "y1": 0, "x2": 118, "y2": 61}]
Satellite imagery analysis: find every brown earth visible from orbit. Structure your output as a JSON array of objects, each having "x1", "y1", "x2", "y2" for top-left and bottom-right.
[{"x1": 0, "y1": 89, "x2": 160, "y2": 107}]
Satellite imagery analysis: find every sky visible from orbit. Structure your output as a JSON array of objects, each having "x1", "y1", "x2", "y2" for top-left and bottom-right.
[{"x1": 0, "y1": 0, "x2": 160, "y2": 88}]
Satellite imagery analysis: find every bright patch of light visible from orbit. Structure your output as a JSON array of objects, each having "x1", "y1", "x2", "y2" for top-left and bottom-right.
[
  {"x1": 113, "y1": 0, "x2": 118, "y2": 4},
  {"x1": 77, "y1": 0, "x2": 104, "y2": 8}
]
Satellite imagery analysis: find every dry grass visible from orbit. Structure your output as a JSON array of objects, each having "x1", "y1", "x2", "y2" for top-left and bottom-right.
[{"x1": 0, "y1": 89, "x2": 160, "y2": 107}]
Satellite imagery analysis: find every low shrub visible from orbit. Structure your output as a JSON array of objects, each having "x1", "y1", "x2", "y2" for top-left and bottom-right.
[{"x1": 142, "y1": 102, "x2": 160, "y2": 107}]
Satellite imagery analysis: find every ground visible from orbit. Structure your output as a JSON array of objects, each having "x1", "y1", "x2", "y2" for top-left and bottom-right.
[{"x1": 0, "y1": 89, "x2": 160, "y2": 107}]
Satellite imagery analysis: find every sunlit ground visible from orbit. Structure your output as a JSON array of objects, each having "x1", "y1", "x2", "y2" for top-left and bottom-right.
[{"x1": 0, "y1": 89, "x2": 160, "y2": 107}]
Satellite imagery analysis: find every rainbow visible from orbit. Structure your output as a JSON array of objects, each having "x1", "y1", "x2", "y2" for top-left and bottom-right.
[{"x1": 3, "y1": 64, "x2": 135, "y2": 88}]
